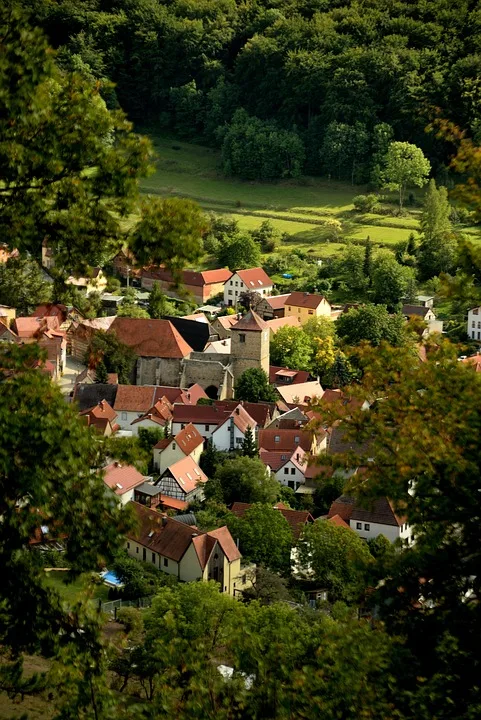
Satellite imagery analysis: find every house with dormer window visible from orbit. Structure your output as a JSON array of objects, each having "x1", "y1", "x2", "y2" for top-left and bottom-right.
[
  {"x1": 224, "y1": 268, "x2": 273, "y2": 307},
  {"x1": 154, "y1": 456, "x2": 208, "y2": 503}
]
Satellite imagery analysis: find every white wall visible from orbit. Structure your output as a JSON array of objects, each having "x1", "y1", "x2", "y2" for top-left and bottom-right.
[
  {"x1": 349, "y1": 519, "x2": 413, "y2": 544},
  {"x1": 467, "y1": 307, "x2": 481, "y2": 340},
  {"x1": 224, "y1": 273, "x2": 273, "y2": 307},
  {"x1": 275, "y1": 460, "x2": 305, "y2": 490},
  {"x1": 172, "y1": 420, "x2": 216, "y2": 441}
]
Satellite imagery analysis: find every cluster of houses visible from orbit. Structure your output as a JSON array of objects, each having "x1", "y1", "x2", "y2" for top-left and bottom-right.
[{"x1": 1, "y1": 246, "x2": 469, "y2": 598}]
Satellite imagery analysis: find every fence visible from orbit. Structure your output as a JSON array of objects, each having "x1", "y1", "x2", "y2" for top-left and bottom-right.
[{"x1": 96, "y1": 596, "x2": 153, "y2": 616}]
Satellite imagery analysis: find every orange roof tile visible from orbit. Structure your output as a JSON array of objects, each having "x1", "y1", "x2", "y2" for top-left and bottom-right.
[
  {"x1": 235, "y1": 267, "x2": 272, "y2": 289},
  {"x1": 103, "y1": 462, "x2": 145, "y2": 495},
  {"x1": 109, "y1": 318, "x2": 192, "y2": 358},
  {"x1": 232, "y1": 310, "x2": 268, "y2": 332},
  {"x1": 286, "y1": 292, "x2": 329, "y2": 310},
  {"x1": 162, "y1": 455, "x2": 207, "y2": 494}
]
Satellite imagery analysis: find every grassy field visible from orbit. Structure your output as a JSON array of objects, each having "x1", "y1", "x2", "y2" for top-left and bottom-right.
[
  {"x1": 44, "y1": 570, "x2": 110, "y2": 605},
  {"x1": 137, "y1": 133, "x2": 481, "y2": 263}
]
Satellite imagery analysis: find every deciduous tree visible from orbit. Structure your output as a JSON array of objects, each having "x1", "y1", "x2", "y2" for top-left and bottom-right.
[
  {"x1": 235, "y1": 368, "x2": 277, "y2": 403},
  {"x1": 206, "y1": 456, "x2": 279, "y2": 505},
  {"x1": 0, "y1": 256, "x2": 51, "y2": 315},
  {"x1": 226, "y1": 504, "x2": 294, "y2": 573},
  {"x1": 336, "y1": 304, "x2": 405, "y2": 346},
  {"x1": 382, "y1": 142, "x2": 431, "y2": 211}
]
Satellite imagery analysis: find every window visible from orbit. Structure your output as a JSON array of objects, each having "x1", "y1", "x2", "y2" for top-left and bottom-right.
[
  {"x1": 235, "y1": 281, "x2": 238, "y2": 286},
  {"x1": 228, "y1": 290, "x2": 232, "y2": 295},
  {"x1": 284, "y1": 468, "x2": 289, "y2": 474},
  {"x1": 473, "y1": 321, "x2": 476, "y2": 328},
  {"x1": 294, "y1": 436, "x2": 300, "y2": 443},
  {"x1": 163, "y1": 558, "x2": 168, "y2": 567},
  {"x1": 288, "y1": 480, "x2": 295, "y2": 489},
  {"x1": 230, "y1": 280, "x2": 233, "y2": 286},
  {"x1": 478, "y1": 331, "x2": 480, "y2": 340},
  {"x1": 474, "y1": 308, "x2": 479, "y2": 315},
  {"x1": 172, "y1": 442, "x2": 176, "y2": 449},
  {"x1": 287, "y1": 307, "x2": 291, "y2": 311},
  {"x1": 239, "y1": 333, "x2": 246, "y2": 343},
  {"x1": 127, "y1": 542, "x2": 130, "y2": 549},
  {"x1": 235, "y1": 436, "x2": 242, "y2": 443},
  {"x1": 274, "y1": 435, "x2": 280, "y2": 443},
  {"x1": 205, "y1": 424, "x2": 210, "y2": 431},
  {"x1": 151, "y1": 553, "x2": 155, "y2": 564},
  {"x1": 478, "y1": 322, "x2": 481, "y2": 329},
  {"x1": 142, "y1": 548, "x2": 146, "y2": 561},
  {"x1": 356, "y1": 522, "x2": 362, "y2": 530},
  {"x1": 136, "y1": 546, "x2": 139, "y2": 553},
  {"x1": 291, "y1": 468, "x2": 295, "y2": 475},
  {"x1": 308, "y1": 310, "x2": 313, "y2": 315},
  {"x1": 121, "y1": 412, "x2": 127, "y2": 421},
  {"x1": 181, "y1": 424, "x2": 185, "y2": 429},
  {"x1": 364, "y1": 523, "x2": 370, "y2": 531}
]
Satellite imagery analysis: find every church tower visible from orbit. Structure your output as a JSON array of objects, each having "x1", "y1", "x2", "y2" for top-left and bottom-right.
[{"x1": 230, "y1": 310, "x2": 270, "y2": 386}]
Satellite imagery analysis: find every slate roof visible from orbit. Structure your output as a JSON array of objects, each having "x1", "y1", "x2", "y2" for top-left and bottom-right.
[
  {"x1": 109, "y1": 318, "x2": 193, "y2": 358},
  {"x1": 232, "y1": 310, "x2": 268, "y2": 332},
  {"x1": 164, "y1": 316, "x2": 216, "y2": 352},
  {"x1": 73, "y1": 383, "x2": 118, "y2": 411},
  {"x1": 286, "y1": 292, "x2": 328, "y2": 310}
]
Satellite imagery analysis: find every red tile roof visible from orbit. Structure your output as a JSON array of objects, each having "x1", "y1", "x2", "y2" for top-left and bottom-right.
[
  {"x1": 162, "y1": 455, "x2": 207, "y2": 493},
  {"x1": 214, "y1": 405, "x2": 257, "y2": 436},
  {"x1": 109, "y1": 318, "x2": 192, "y2": 358},
  {"x1": 207, "y1": 526, "x2": 241, "y2": 563},
  {"x1": 286, "y1": 292, "x2": 328, "y2": 310},
  {"x1": 14, "y1": 316, "x2": 60, "y2": 338},
  {"x1": 32, "y1": 304, "x2": 69, "y2": 322},
  {"x1": 168, "y1": 423, "x2": 204, "y2": 455},
  {"x1": 462, "y1": 354, "x2": 481, "y2": 372},
  {"x1": 232, "y1": 310, "x2": 269, "y2": 332},
  {"x1": 266, "y1": 316, "x2": 301, "y2": 333},
  {"x1": 142, "y1": 267, "x2": 232, "y2": 287},
  {"x1": 130, "y1": 399, "x2": 173, "y2": 427},
  {"x1": 235, "y1": 267, "x2": 272, "y2": 289},
  {"x1": 215, "y1": 314, "x2": 240, "y2": 330},
  {"x1": 265, "y1": 294, "x2": 290, "y2": 310},
  {"x1": 259, "y1": 447, "x2": 307, "y2": 472},
  {"x1": 214, "y1": 400, "x2": 273, "y2": 427},
  {"x1": 269, "y1": 366, "x2": 310, "y2": 385},
  {"x1": 114, "y1": 386, "x2": 160, "y2": 413},
  {"x1": 172, "y1": 403, "x2": 230, "y2": 426},
  {"x1": 276, "y1": 381, "x2": 324, "y2": 405},
  {"x1": 258, "y1": 428, "x2": 313, "y2": 452},
  {"x1": 328, "y1": 514, "x2": 351, "y2": 529},
  {"x1": 230, "y1": 502, "x2": 313, "y2": 540},
  {"x1": 327, "y1": 495, "x2": 356, "y2": 523},
  {"x1": 103, "y1": 462, "x2": 145, "y2": 496},
  {"x1": 79, "y1": 399, "x2": 117, "y2": 423},
  {"x1": 159, "y1": 496, "x2": 188, "y2": 511}
]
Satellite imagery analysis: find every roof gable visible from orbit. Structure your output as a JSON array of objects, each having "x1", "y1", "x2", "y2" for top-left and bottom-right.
[
  {"x1": 109, "y1": 318, "x2": 193, "y2": 358},
  {"x1": 235, "y1": 267, "x2": 272, "y2": 288},
  {"x1": 286, "y1": 292, "x2": 329, "y2": 310},
  {"x1": 232, "y1": 310, "x2": 268, "y2": 332}
]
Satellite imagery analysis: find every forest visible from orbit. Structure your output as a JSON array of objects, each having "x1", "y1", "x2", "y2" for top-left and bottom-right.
[{"x1": 20, "y1": 0, "x2": 481, "y2": 181}]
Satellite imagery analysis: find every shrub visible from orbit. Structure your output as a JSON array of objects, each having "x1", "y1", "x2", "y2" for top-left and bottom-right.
[{"x1": 352, "y1": 194, "x2": 380, "y2": 213}]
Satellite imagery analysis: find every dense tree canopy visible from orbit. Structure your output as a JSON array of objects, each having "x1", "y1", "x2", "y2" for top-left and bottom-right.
[
  {"x1": 336, "y1": 304, "x2": 405, "y2": 346},
  {"x1": 205, "y1": 456, "x2": 280, "y2": 506},
  {"x1": 21, "y1": 0, "x2": 481, "y2": 181}
]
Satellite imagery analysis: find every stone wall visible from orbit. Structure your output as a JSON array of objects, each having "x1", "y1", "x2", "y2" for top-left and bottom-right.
[
  {"x1": 181, "y1": 353, "x2": 234, "y2": 399},
  {"x1": 136, "y1": 357, "x2": 184, "y2": 386}
]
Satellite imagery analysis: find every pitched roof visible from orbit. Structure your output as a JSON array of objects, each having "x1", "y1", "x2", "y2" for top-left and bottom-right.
[
  {"x1": 232, "y1": 310, "x2": 268, "y2": 332},
  {"x1": 461, "y1": 354, "x2": 481, "y2": 372},
  {"x1": 164, "y1": 316, "x2": 215, "y2": 352},
  {"x1": 230, "y1": 502, "x2": 313, "y2": 540},
  {"x1": 259, "y1": 446, "x2": 307, "y2": 472},
  {"x1": 214, "y1": 400, "x2": 273, "y2": 427},
  {"x1": 74, "y1": 383, "x2": 118, "y2": 411},
  {"x1": 130, "y1": 399, "x2": 173, "y2": 427},
  {"x1": 235, "y1": 267, "x2": 272, "y2": 289},
  {"x1": 328, "y1": 514, "x2": 351, "y2": 529},
  {"x1": 159, "y1": 423, "x2": 203, "y2": 454},
  {"x1": 79, "y1": 399, "x2": 117, "y2": 423},
  {"x1": 109, "y1": 318, "x2": 192, "y2": 358},
  {"x1": 402, "y1": 304, "x2": 431, "y2": 318},
  {"x1": 327, "y1": 426, "x2": 370, "y2": 456},
  {"x1": 276, "y1": 381, "x2": 324, "y2": 405},
  {"x1": 269, "y1": 366, "x2": 310, "y2": 385},
  {"x1": 14, "y1": 316, "x2": 60, "y2": 338},
  {"x1": 327, "y1": 495, "x2": 356, "y2": 522},
  {"x1": 286, "y1": 292, "x2": 329, "y2": 310},
  {"x1": 265, "y1": 294, "x2": 290, "y2": 310},
  {"x1": 350, "y1": 497, "x2": 406, "y2": 527},
  {"x1": 204, "y1": 338, "x2": 231, "y2": 353},
  {"x1": 258, "y1": 428, "x2": 313, "y2": 452},
  {"x1": 215, "y1": 314, "x2": 240, "y2": 330},
  {"x1": 172, "y1": 403, "x2": 230, "y2": 426},
  {"x1": 161, "y1": 455, "x2": 207, "y2": 493},
  {"x1": 127, "y1": 502, "x2": 240, "y2": 564},
  {"x1": 142, "y1": 266, "x2": 232, "y2": 287},
  {"x1": 265, "y1": 316, "x2": 301, "y2": 333},
  {"x1": 31, "y1": 304, "x2": 69, "y2": 322},
  {"x1": 213, "y1": 404, "x2": 257, "y2": 436},
  {"x1": 103, "y1": 462, "x2": 145, "y2": 496},
  {"x1": 114, "y1": 385, "x2": 160, "y2": 413}
]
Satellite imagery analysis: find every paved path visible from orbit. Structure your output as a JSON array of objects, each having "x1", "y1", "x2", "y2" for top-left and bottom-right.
[{"x1": 58, "y1": 356, "x2": 86, "y2": 397}]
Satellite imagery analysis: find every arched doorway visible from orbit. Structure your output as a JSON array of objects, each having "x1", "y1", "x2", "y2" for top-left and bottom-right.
[{"x1": 205, "y1": 385, "x2": 219, "y2": 400}]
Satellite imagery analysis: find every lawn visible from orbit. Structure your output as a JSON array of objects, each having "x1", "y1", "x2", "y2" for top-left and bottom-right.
[
  {"x1": 138, "y1": 133, "x2": 481, "y2": 259},
  {"x1": 44, "y1": 570, "x2": 110, "y2": 606}
]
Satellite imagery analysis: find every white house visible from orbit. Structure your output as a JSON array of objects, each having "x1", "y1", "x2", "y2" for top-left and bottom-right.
[
  {"x1": 328, "y1": 495, "x2": 413, "y2": 544},
  {"x1": 211, "y1": 405, "x2": 257, "y2": 452},
  {"x1": 259, "y1": 446, "x2": 307, "y2": 491},
  {"x1": 467, "y1": 307, "x2": 481, "y2": 341},
  {"x1": 224, "y1": 268, "x2": 273, "y2": 307},
  {"x1": 153, "y1": 423, "x2": 204, "y2": 473}
]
